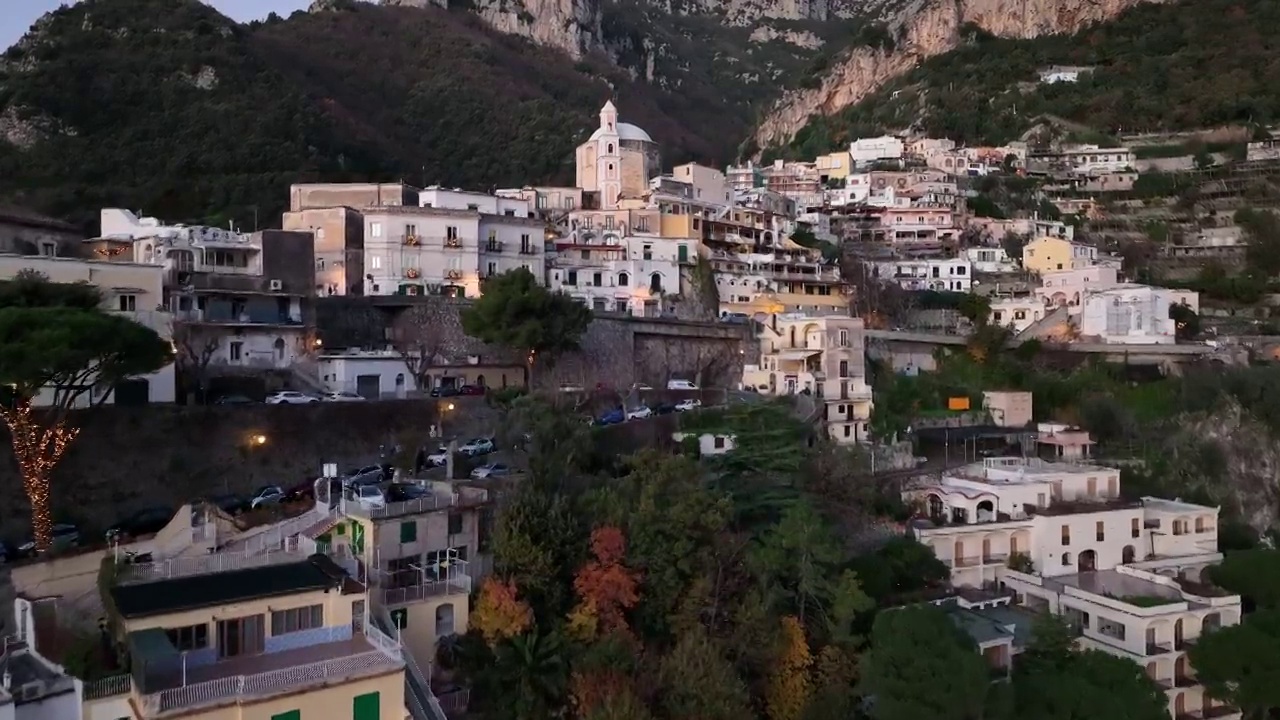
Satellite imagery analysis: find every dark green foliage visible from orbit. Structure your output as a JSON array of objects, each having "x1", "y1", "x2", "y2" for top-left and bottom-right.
[
  {"x1": 861, "y1": 605, "x2": 989, "y2": 720},
  {"x1": 1207, "y1": 549, "x2": 1280, "y2": 609},
  {"x1": 782, "y1": 0, "x2": 1280, "y2": 149},
  {"x1": 461, "y1": 268, "x2": 592, "y2": 367},
  {"x1": 0, "y1": 270, "x2": 101, "y2": 310},
  {"x1": 1188, "y1": 609, "x2": 1280, "y2": 718}
]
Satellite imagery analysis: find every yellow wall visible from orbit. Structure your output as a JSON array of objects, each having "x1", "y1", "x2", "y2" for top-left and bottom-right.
[
  {"x1": 0, "y1": 254, "x2": 164, "y2": 302},
  {"x1": 122, "y1": 586, "x2": 357, "y2": 639},
  {"x1": 177, "y1": 671, "x2": 404, "y2": 720},
  {"x1": 1022, "y1": 237, "x2": 1073, "y2": 274},
  {"x1": 816, "y1": 152, "x2": 850, "y2": 180},
  {"x1": 397, "y1": 596, "x2": 470, "y2": 665},
  {"x1": 659, "y1": 214, "x2": 695, "y2": 239}
]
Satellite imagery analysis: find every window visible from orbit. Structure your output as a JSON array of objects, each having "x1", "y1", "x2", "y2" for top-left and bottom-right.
[
  {"x1": 520, "y1": 234, "x2": 531, "y2": 252},
  {"x1": 637, "y1": 217, "x2": 649, "y2": 232},
  {"x1": 117, "y1": 294, "x2": 137, "y2": 312},
  {"x1": 370, "y1": 255, "x2": 383, "y2": 270},
  {"x1": 446, "y1": 226, "x2": 459, "y2": 240},
  {"x1": 1087, "y1": 477, "x2": 1097, "y2": 496},
  {"x1": 615, "y1": 299, "x2": 628, "y2": 313},
  {"x1": 1096, "y1": 521, "x2": 1105, "y2": 542},
  {"x1": 486, "y1": 262, "x2": 497, "y2": 277},
  {"x1": 642, "y1": 245, "x2": 653, "y2": 260},
  {"x1": 405, "y1": 223, "x2": 417, "y2": 238},
  {"x1": 605, "y1": 216, "x2": 614, "y2": 230},
  {"x1": 487, "y1": 229, "x2": 497, "y2": 242},
  {"x1": 592, "y1": 272, "x2": 603, "y2": 287},
  {"x1": 229, "y1": 342, "x2": 243, "y2": 362},
  {"x1": 839, "y1": 330, "x2": 849, "y2": 346},
  {"x1": 369, "y1": 222, "x2": 383, "y2": 238},
  {"x1": 467, "y1": 204, "x2": 479, "y2": 211},
  {"x1": 400, "y1": 521, "x2": 417, "y2": 544},
  {"x1": 1131, "y1": 517, "x2": 1140, "y2": 538},
  {"x1": 1062, "y1": 552, "x2": 1072, "y2": 566},
  {"x1": 165, "y1": 624, "x2": 209, "y2": 651},
  {"x1": 270, "y1": 605, "x2": 323, "y2": 635},
  {"x1": 1061, "y1": 524, "x2": 1070, "y2": 545},
  {"x1": 40, "y1": 242, "x2": 57, "y2": 257},
  {"x1": 838, "y1": 360, "x2": 849, "y2": 377},
  {"x1": 448, "y1": 513, "x2": 463, "y2": 535},
  {"x1": 565, "y1": 197, "x2": 576, "y2": 210},
  {"x1": 618, "y1": 271, "x2": 629, "y2": 287},
  {"x1": 567, "y1": 271, "x2": 578, "y2": 286},
  {"x1": 353, "y1": 692, "x2": 381, "y2": 720},
  {"x1": 1108, "y1": 476, "x2": 1118, "y2": 496}
]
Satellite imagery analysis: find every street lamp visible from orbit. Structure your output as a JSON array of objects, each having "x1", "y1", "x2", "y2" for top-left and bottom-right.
[{"x1": 253, "y1": 434, "x2": 267, "y2": 446}]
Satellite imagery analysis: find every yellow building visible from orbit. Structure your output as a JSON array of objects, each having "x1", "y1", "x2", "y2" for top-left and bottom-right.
[
  {"x1": 107, "y1": 553, "x2": 405, "y2": 720},
  {"x1": 815, "y1": 151, "x2": 851, "y2": 182},
  {"x1": 1021, "y1": 236, "x2": 1099, "y2": 274}
]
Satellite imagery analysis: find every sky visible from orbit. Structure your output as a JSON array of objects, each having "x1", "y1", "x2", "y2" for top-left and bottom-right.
[{"x1": 2, "y1": 0, "x2": 313, "y2": 50}]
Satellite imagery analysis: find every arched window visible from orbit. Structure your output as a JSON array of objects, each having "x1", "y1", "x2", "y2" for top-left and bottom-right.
[
  {"x1": 617, "y1": 271, "x2": 629, "y2": 287},
  {"x1": 273, "y1": 337, "x2": 286, "y2": 363},
  {"x1": 607, "y1": 143, "x2": 614, "y2": 154},
  {"x1": 1062, "y1": 552, "x2": 1073, "y2": 566},
  {"x1": 649, "y1": 273, "x2": 662, "y2": 293}
]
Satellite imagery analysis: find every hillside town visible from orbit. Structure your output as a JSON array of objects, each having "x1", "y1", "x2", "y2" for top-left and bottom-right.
[{"x1": 0, "y1": 99, "x2": 1272, "y2": 720}]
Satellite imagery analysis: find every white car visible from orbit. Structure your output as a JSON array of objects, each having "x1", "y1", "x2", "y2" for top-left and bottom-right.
[
  {"x1": 459, "y1": 438, "x2": 495, "y2": 457},
  {"x1": 631, "y1": 383, "x2": 654, "y2": 391},
  {"x1": 354, "y1": 484, "x2": 386, "y2": 510},
  {"x1": 675, "y1": 399, "x2": 702, "y2": 412},
  {"x1": 250, "y1": 485, "x2": 286, "y2": 509},
  {"x1": 667, "y1": 379, "x2": 699, "y2": 390},
  {"x1": 625, "y1": 406, "x2": 653, "y2": 420},
  {"x1": 265, "y1": 391, "x2": 318, "y2": 405},
  {"x1": 470, "y1": 463, "x2": 512, "y2": 479},
  {"x1": 322, "y1": 391, "x2": 365, "y2": 402},
  {"x1": 426, "y1": 445, "x2": 450, "y2": 467}
]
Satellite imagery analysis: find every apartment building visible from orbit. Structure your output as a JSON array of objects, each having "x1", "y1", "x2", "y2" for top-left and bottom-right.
[
  {"x1": 334, "y1": 482, "x2": 488, "y2": 669},
  {"x1": 965, "y1": 246, "x2": 1019, "y2": 274},
  {"x1": 670, "y1": 163, "x2": 733, "y2": 208},
  {"x1": 849, "y1": 135, "x2": 905, "y2": 167},
  {"x1": 870, "y1": 257, "x2": 972, "y2": 292},
  {"x1": 90, "y1": 209, "x2": 316, "y2": 377},
  {"x1": 743, "y1": 314, "x2": 873, "y2": 444},
  {"x1": 360, "y1": 192, "x2": 544, "y2": 299},
  {"x1": 1078, "y1": 285, "x2": 1185, "y2": 345},
  {"x1": 0, "y1": 254, "x2": 177, "y2": 405},
  {"x1": 905, "y1": 430, "x2": 1242, "y2": 720},
  {"x1": 0, "y1": 204, "x2": 82, "y2": 258},
  {"x1": 1022, "y1": 236, "x2": 1099, "y2": 274},
  {"x1": 705, "y1": 217, "x2": 846, "y2": 316},
  {"x1": 105, "y1": 551, "x2": 405, "y2": 720},
  {"x1": 1028, "y1": 144, "x2": 1136, "y2": 176},
  {"x1": 725, "y1": 162, "x2": 764, "y2": 192}
]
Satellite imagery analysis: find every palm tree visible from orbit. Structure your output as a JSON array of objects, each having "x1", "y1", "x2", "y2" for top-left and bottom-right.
[{"x1": 496, "y1": 629, "x2": 568, "y2": 720}]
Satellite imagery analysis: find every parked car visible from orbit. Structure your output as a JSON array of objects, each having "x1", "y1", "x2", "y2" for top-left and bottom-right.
[
  {"x1": 265, "y1": 391, "x2": 318, "y2": 405},
  {"x1": 343, "y1": 465, "x2": 386, "y2": 488},
  {"x1": 675, "y1": 398, "x2": 702, "y2": 412},
  {"x1": 106, "y1": 506, "x2": 174, "y2": 542},
  {"x1": 425, "y1": 445, "x2": 451, "y2": 467},
  {"x1": 457, "y1": 385, "x2": 484, "y2": 396},
  {"x1": 458, "y1": 438, "x2": 495, "y2": 457},
  {"x1": 625, "y1": 406, "x2": 653, "y2": 421},
  {"x1": 354, "y1": 484, "x2": 386, "y2": 510},
  {"x1": 430, "y1": 386, "x2": 460, "y2": 398},
  {"x1": 16, "y1": 523, "x2": 81, "y2": 557},
  {"x1": 322, "y1": 391, "x2": 365, "y2": 402},
  {"x1": 214, "y1": 394, "x2": 256, "y2": 405},
  {"x1": 653, "y1": 403, "x2": 677, "y2": 415},
  {"x1": 386, "y1": 483, "x2": 430, "y2": 502},
  {"x1": 631, "y1": 383, "x2": 654, "y2": 391},
  {"x1": 667, "y1": 379, "x2": 699, "y2": 390},
  {"x1": 286, "y1": 478, "x2": 319, "y2": 501},
  {"x1": 559, "y1": 384, "x2": 585, "y2": 393},
  {"x1": 470, "y1": 463, "x2": 512, "y2": 479},
  {"x1": 596, "y1": 408, "x2": 625, "y2": 426},
  {"x1": 250, "y1": 485, "x2": 287, "y2": 509}
]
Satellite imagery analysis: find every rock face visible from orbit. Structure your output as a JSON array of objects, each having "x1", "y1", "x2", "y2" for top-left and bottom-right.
[
  {"x1": 753, "y1": 0, "x2": 1166, "y2": 150},
  {"x1": 383, "y1": 0, "x2": 603, "y2": 58}
]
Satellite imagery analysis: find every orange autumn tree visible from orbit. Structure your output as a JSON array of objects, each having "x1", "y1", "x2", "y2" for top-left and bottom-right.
[
  {"x1": 567, "y1": 526, "x2": 641, "y2": 640},
  {"x1": 765, "y1": 616, "x2": 813, "y2": 720},
  {"x1": 471, "y1": 578, "x2": 533, "y2": 647},
  {"x1": 569, "y1": 632, "x2": 643, "y2": 718}
]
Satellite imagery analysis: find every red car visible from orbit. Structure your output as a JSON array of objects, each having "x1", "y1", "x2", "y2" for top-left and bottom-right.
[{"x1": 457, "y1": 385, "x2": 485, "y2": 396}]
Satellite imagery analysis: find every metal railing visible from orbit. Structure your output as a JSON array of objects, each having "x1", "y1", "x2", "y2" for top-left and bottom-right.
[
  {"x1": 379, "y1": 571, "x2": 473, "y2": 606},
  {"x1": 84, "y1": 674, "x2": 131, "y2": 700},
  {"x1": 341, "y1": 491, "x2": 483, "y2": 521},
  {"x1": 117, "y1": 541, "x2": 313, "y2": 584},
  {"x1": 226, "y1": 505, "x2": 334, "y2": 554}
]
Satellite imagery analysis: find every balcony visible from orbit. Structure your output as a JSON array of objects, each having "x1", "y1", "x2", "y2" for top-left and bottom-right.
[
  {"x1": 339, "y1": 488, "x2": 486, "y2": 521},
  {"x1": 484, "y1": 241, "x2": 505, "y2": 253},
  {"x1": 1145, "y1": 641, "x2": 1173, "y2": 656},
  {"x1": 402, "y1": 234, "x2": 421, "y2": 247},
  {"x1": 172, "y1": 308, "x2": 303, "y2": 327},
  {"x1": 518, "y1": 245, "x2": 539, "y2": 255},
  {"x1": 444, "y1": 238, "x2": 465, "y2": 251},
  {"x1": 132, "y1": 619, "x2": 402, "y2": 717},
  {"x1": 378, "y1": 562, "x2": 473, "y2": 606},
  {"x1": 116, "y1": 541, "x2": 315, "y2": 584}
]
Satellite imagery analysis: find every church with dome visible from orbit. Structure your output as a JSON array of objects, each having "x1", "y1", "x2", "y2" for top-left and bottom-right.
[{"x1": 574, "y1": 101, "x2": 661, "y2": 210}]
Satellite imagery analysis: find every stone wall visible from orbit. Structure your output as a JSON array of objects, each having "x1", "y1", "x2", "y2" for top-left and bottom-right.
[
  {"x1": 314, "y1": 296, "x2": 750, "y2": 389},
  {"x1": 0, "y1": 399, "x2": 503, "y2": 539}
]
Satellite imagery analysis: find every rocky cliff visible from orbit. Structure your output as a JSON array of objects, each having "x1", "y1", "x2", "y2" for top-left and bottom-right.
[
  {"x1": 382, "y1": 0, "x2": 603, "y2": 58},
  {"x1": 753, "y1": 0, "x2": 1166, "y2": 150}
]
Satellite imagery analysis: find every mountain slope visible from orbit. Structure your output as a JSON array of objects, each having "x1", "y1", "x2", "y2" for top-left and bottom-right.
[
  {"x1": 751, "y1": 0, "x2": 1164, "y2": 151},
  {"x1": 774, "y1": 0, "x2": 1280, "y2": 154},
  {"x1": 0, "y1": 0, "x2": 782, "y2": 230}
]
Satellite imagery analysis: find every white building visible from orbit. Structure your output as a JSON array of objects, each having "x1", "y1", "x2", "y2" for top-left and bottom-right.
[
  {"x1": 548, "y1": 231, "x2": 688, "y2": 316},
  {"x1": 990, "y1": 297, "x2": 1048, "y2": 334},
  {"x1": 670, "y1": 163, "x2": 733, "y2": 209},
  {"x1": 672, "y1": 432, "x2": 737, "y2": 456},
  {"x1": 906, "y1": 436, "x2": 1242, "y2": 720},
  {"x1": 361, "y1": 190, "x2": 546, "y2": 298},
  {"x1": 1078, "y1": 285, "x2": 1183, "y2": 345},
  {"x1": 1036, "y1": 266, "x2": 1122, "y2": 309},
  {"x1": 871, "y1": 257, "x2": 972, "y2": 292},
  {"x1": 850, "y1": 135, "x2": 906, "y2": 167},
  {"x1": 965, "y1": 246, "x2": 1019, "y2": 274},
  {"x1": 1038, "y1": 66, "x2": 1094, "y2": 83},
  {"x1": 316, "y1": 349, "x2": 527, "y2": 398},
  {"x1": 7, "y1": 597, "x2": 93, "y2": 720}
]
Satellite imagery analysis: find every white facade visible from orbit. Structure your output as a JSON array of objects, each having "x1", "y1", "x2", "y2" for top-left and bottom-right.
[
  {"x1": 362, "y1": 193, "x2": 545, "y2": 299},
  {"x1": 549, "y1": 229, "x2": 688, "y2": 316},
  {"x1": 317, "y1": 352, "x2": 418, "y2": 398},
  {"x1": 672, "y1": 432, "x2": 737, "y2": 455},
  {"x1": 989, "y1": 297, "x2": 1047, "y2": 334},
  {"x1": 1079, "y1": 285, "x2": 1181, "y2": 345},
  {"x1": 965, "y1": 246, "x2": 1018, "y2": 273},
  {"x1": 1036, "y1": 266, "x2": 1121, "y2": 309},
  {"x1": 671, "y1": 163, "x2": 733, "y2": 208},
  {"x1": 871, "y1": 257, "x2": 972, "y2": 292},
  {"x1": 1038, "y1": 66, "x2": 1092, "y2": 83},
  {"x1": 1057, "y1": 145, "x2": 1136, "y2": 175},
  {"x1": 849, "y1": 136, "x2": 905, "y2": 167},
  {"x1": 907, "y1": 446, "x2": 1242, "y2": 720}
]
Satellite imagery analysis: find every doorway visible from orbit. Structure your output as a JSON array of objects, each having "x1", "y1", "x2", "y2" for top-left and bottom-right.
[{"x1": 216, "y1": 615, "x2": 264, "y2": 659}]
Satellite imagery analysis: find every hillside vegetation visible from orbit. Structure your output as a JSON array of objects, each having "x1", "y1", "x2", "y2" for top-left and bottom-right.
[
  {"x1": 0, "y1": 0, "x2": 782, "y2": 231},
  {"x1": 780, "y1": 0, "x2": 1280, "y2": 156}
]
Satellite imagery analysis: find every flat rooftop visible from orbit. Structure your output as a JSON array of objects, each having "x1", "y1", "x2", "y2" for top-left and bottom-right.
[
  {"x1": 1141, "y1": 497, "x2": 1216, "y2": 514},
  {"x1": 1033, "y1": 497, "x2": 1141, "y2": 516},
  {"x1": 1054, "y1": 570, "x2": 1184, "y2": 604},
  {"x1": 948, "y1": 456, "x2": 1112, "y2": 485},
  {"x1": 0, "y1": 646, "x2": 77, "y2": 703},
  {"x1": 111, "y1": 554, "x2": 350, "y2": 618}
]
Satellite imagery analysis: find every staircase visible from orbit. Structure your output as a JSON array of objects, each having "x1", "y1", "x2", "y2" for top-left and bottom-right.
[
  {"x1": 373, "y1": 605, "x2": 446, "y2": 720},
  {"x1": 1015, "y1": 305, "x2": 1071, "y2": 342}
]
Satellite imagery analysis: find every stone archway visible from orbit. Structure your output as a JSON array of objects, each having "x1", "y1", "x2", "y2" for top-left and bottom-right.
[
  {"x1": 1078, "y1": 549, "x2": 1098, "y2": 572},
  {"x1": 1122, "y1": 545, "x2": 1136, "y2": 564}
]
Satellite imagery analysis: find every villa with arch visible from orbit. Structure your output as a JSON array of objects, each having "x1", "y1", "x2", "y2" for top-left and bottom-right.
[{"x1": 906, "y1": 431, "x2": 1242, "y2": 720}]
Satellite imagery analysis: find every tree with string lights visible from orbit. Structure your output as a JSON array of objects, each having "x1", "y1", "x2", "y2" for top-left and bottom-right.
[{"x1": 0, "y1": 278, "x2": 172, "y2": 551}]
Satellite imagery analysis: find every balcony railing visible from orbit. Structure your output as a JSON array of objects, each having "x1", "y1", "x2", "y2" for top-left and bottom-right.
[
  {"x1": 172, "y1": 308, "x2": 303, "y2": 326},
  {"x1": 117, "y1": 540, "x2": 314, "y2": 584},
  {"x1": 340, "y1": 490, "x2": 484, "y2": 521},
  {"x1": 380, "y1": 567, "x2": 473, "y2": 606},
  {"x1": 484, "y1": 241, "x2": 505, "y2": 253},
  {"x1": 85, "y1": 674, "x2": 131, "y2": 700},
  {"x1": 1145, "y1": 641, "x2": 1173, "y2": 656},
  {"x1": 518, "y1": 245, "x2": 539, "y2": 255}
]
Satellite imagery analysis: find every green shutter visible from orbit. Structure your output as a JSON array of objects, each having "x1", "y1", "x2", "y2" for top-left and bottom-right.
[
  {"x1": 678, "y1": 244, "x2": 688, "y2": 262},
  {"x1": 353, "y1": 691, "x2": 380, "y2": 720},
  {"x1": 336, "y1": 522, "x2": 346, "y2": 536},
  {"x1": 272, "y1": 711, "x2": 301, "y2": 720},
  {"x1": 400, "y1": 521, "x2": 417, "y2": 543}
]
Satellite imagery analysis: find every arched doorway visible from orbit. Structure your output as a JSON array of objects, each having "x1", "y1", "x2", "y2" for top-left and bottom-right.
[
  {"x1": 953, "y1": 540, "x2": 966, "y2": 567},
  {"x1": 475, "y1": 374, "x2": 485, "y2": 388},
  {"x1": 1174, "y1": 619, "x2": 1184, "y2": 650},
  {"x1": 976, "y1": 500, "x2": 995, "y2": 521},
  {"x1": 394, "y1": 373, "x2": 405, "y2": 398},
  {"x1": 927, "y1": 494, "x2": 944, "y2": 521},
  {"x1": 1203, "y1": 612, "x2": 1222, "y2": 633},
  {"x1": 273, "y1": 337, "x2": 286, "y2": 364},
  {"x1": 650, "y1": 273, "x2": 663, "y2": 293},
  {"x1": 436, "y1": 603, "x2": 455, "y2": 637},
  {"x1": 1173, "y1": 692, "x2": 1186, "y2": 716},
  {"x1": 982, "y1": 537, "x2": 992, "y2": 563},
  {"x1": 1078, "y1": 549, "x2": 1097, "y2": 572},
  {"x1": 1122, "y1": 545, "x2": 1136, "y2": 564}
]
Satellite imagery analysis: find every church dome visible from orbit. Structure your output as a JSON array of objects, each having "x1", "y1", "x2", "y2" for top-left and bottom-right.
[{"x1": 590, "y1": 122, "x2": 653, "y2": 143}]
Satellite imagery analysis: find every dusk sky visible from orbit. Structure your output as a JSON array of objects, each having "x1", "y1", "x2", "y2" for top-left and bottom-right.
[{"x1": 2, "y1": 0, "x2": 314, "y2": 50}]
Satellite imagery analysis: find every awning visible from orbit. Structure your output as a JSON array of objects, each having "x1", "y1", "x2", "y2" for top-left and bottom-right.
[{"x1": 773, "y1": 349, "x2": 821, "y2": 361}]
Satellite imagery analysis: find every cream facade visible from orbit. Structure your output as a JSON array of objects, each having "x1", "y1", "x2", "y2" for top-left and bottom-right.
[
  {"x1": 0, "y1": 254, "x2": 177, "y2": 405},
  {"x1": 575, "y1": 102, "x2": 661, "y2": 210},
  {"x1": 965, "y1": 246, "x2": 1019, "y2": 274},
  {"x1": 670, "y1": 163, "x2": 733, "y2": 208},
  {"x1": 1036, "y1": 266, "x2": 1121, "y2": 308},
  {"x1": 1078, "y1": 285, "x2": 1183, "y2": 345},
  {"x1": 906, "y1": 429, "x2": 1242, "y2": 720},
  {"x1": 743, "y1": 314, "x2": 873, "y2": 444},
  {"x1": 989, "y1": 297, "x2": 1048, "y2": 334},
  {"x1": 849, "y1": 135, "x2": 905, "y2": 167},
  {"x1": 317, "y1": 349, "x2": 525, "y2": 397},
  {"x1": 870, "y1": 257, "x2": 971, "y2": 292},
  {"x1": 1022, "y1": 236, "x2": 1099, "y2": 274}
]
